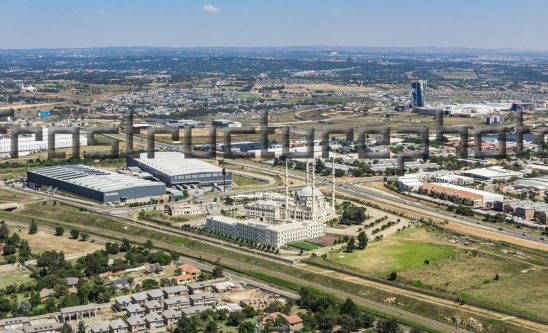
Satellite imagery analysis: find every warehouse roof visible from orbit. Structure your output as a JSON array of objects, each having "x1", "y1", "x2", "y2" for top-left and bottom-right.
[
  {"x1": 130, "y1": 152, "x2": 222, "y2": 176},
  {"x1": 29, "y1": 165, "x2": 162, "y2": 192}
]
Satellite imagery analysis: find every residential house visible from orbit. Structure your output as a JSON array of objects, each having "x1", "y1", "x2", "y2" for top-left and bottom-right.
[
  {"x1": 163, "y1": 296, "x2": 190, "y2": 311},
  {"x1": 66, "y1": 277, "x2": 79, "y2": 293},
  {"x1": 125, "y1": 304, "x2": 145, "y2": 318},
  {"x1": 181, "y1": 306, "x2": 209, "y2": 317},
  {"x1": 259, "y1": 313, "x2": 303, "y2": 333},
  {"x1": 144, "y1": 313, "x2": 164, "y2": 331},
  {"x1": 109, "y1": 319, "x2": 128, "y2": 333},
  {"x1": 162, "y1": 309, "x2": 181, "y2": 327},
  {"x1": 174, "y1": 274, "x2": 194, "y2": 286},
  {"x1": 187, "y1": 281, "x2": 213, "y2": 294},
  {"x1": 189, "y1": 293, "x2": 216, "y2": 307},
  {"x1": 143, "y1": 300, "x2": 162, "y2": 314},
  {"x1": 126, "y1": 316, "x2": 146, "y2": 333},
  {"x1": 178, "y1": 264, "x2": 201, "y2": 279},
  {"x1": 162, "y1": 285, "x2": 188, "y2": 298},
  {"x1": 109, "y1": 278, "x2": 131, "y2": 290},
  {"x1": 130, "y1": 293, "x2": 147, "y2": 305},
  {"x1": 114, "y1": 296, "x2": 132, "y2": 311},
  {"x1": 146, "y1": 289, "x2": 163, "y2": 302},
  {"x1": 88, "y1": 321, "x2": 109, "y2": 333}
]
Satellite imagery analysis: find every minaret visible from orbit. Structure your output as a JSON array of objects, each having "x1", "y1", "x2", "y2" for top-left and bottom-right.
[
  {"x1": 305, "y1": 159, "x2": 309, "y2": 187},
  {"x1": 285, "y1": 159, "x2": 289, "y2": 221},
  {"x1": 311, "y1": 158, "x2": 315, "y2": 221},
  {"x1": 331, "y1": 157, "x2": 336, "y2": 208}
]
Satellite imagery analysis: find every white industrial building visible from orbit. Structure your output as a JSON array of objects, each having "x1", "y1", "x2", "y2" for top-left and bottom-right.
[
  {"x1": 205, "y1": 215, "x2": 324, "y2": 248},
  {"x1": 127, "y1": 152, "x2": 231, "y2": 190},
  {"x1": 462, "y1": 166, "x2": 523, "y2": 182},
  {"x1": 0, "y1": 128, "x2": 87, "y2": 156}
]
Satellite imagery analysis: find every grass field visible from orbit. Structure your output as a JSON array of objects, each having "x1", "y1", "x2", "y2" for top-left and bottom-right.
[
  {"x1": 288, "y1": 241, "x2": 321, "y2": 251},
  {"x1": 0, "y1": 267, "x2": 32, "y2": 289},
  {"x1": 232, "y1": 175, "x2": 266, "y2": 187},
  {"x1": 330, "y1": 227, "x2": 456, "y2": 276}
]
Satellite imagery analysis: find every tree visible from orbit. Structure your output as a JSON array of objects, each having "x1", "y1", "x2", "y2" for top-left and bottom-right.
[
  {"x1": 60, "y1": 323, "x2": 74, "y2": 333},
  {"x1": 238, "y1": 322, "x2": 255, "y2": 333},
  {"x1": 36, "y1": 250, "x2": 66, "y2": 274},
  {"x1": 345, "y1": 237, "x2": 356, "y2": 252},
  {"x1": 340, "y1": 298, "x2": 360, "y2": 317},
  {"x1": 80, "y1": 233, "x2": 90, "y2": 242},
  {"x1": 0, "y1": 222, "x2": 8, "y2": 241},
  {"x1": 144, "y1": 240, "x2": 154, "y2": 251},
  {"x1": 377, "y1": 318, "x2": 402, "y2": 333},
  {"x1": 387, "y1": 272, "x2": 398, "y2": 281},
  {"x1": 17, "y1": 300, "x2": 32, "y2": 314},
  {"x1": 55, "y1": 227, "x2": 65, "y2": 236},
  {"x1": 204, "y1": 320, "x2": 218, "y2": 333},
  {"x1": 77, "y1": 321, "x2": 86, "y2": 333},
  {"x1": 212, "y1": 265, "x2": 223, "y2": 278},
  {"x1": 228, "y1": 311, "x2": 245, "y2": 326},
  {"x1": 141, "y1": 279, "x2": 159, "y2": 290},
  {"x1": 70, "y1": 230, "x2": 80, "y2": 239},
  {"x1": 174, "y1": 317, "x2": 196, "y2": 333},
  {"x1": 410, "y1": 328, "x2": 422, "y2": 333},
  {"x1": 494, "y1": 273, "x2": 500, "y2": 281},
  {"x1": 357, "y1": 231, "x2": 368, "y2": 250},
  {"x1": 28, "y1": 221, "x2": 38, "y2": 235},
  {"x1": 3, "y1": 244, "x2": 16, "y2": 256}
]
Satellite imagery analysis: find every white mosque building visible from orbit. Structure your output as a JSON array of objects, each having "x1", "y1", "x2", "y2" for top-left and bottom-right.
[
  {"x1": 205, "y1": 159, "x2": 337, "y2": 248},
  {"x1": 244, "y1": 159, "x2": 337, "y2": 224}
]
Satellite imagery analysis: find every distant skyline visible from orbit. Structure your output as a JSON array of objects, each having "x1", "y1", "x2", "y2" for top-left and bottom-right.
[{"x1": 1, "y1": 0, "x2": 547, "y2": 50}]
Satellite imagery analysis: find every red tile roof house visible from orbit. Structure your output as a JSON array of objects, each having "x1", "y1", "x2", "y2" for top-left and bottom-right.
[{"x1": 259, "y1": 312, "x2": 303, "y2": 333}]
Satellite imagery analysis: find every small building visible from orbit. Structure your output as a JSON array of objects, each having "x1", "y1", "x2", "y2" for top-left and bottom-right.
[
  {"x1": 259, "y1": 313, "x2": 303, "y2": 333},
  {"x1": 163, "y1": 296, "x2": 191, "y2": 311},
  {"x1": 181, "y1": 305, "x2": 210, "y2": 317},
  {"x1": 187, "y1": 281, "x2": 214, "y2": 294},
  {"x1": 39, "y1": 289, "x2": 54, "y2": 302},
  {"x1": 125, "y1": 304, "x2": 145, "y2": 318},
  {"x1": 65, "y1": 277, "x2": 79, "y2": 293},
  {"x1": 162, "y1": 285, "x2": 189, "y2": 298},
  {"x1": 88, "y1": 321, "x2": 110, "y2": 333},
  {"x1": 126, "y1": 316, "x2": 146, "y2": 333},
  {"x1": 189, "y1": 292, "x2": 216, "y2": 307},
  {"x1": 146, "y1": 289, "x2": 163, "y2": 302},
  {"x1": 109, "y1": 319, "x2": 128, "y2": 333},
  {"x1": 144, "y1": 313, "x2": 165, "y2": 330},
  {"x1": 175, "y1": 274, "x2": 194, "y2": 286},
  {"x1": 144, "y1": 263, "x2": 163, "y2": 274},
  {"x1": 130, "y1": 293, "x2": 148, "y2": 305},
  {"x1": 143, "y1": 300, "x2": 163, "y2": 314},
  {"x1": 178, "y1": 264, "x2": 201, "y2": 279},
  {"x1": 108, "y1": 278, "x2": 131, "y2": 290},
  {"x1": 162, "y1": 309, "x2": 182, "y2": 327},
  {"x1": 212, "y1": 119, "x2": 242, "y2": 128},
  {"x1": 213, "y1": 281, "x2": 237, "y2": 293},
  {"x1": 114, "y1": 296, "x2": 132, "y2": 311},
  {"x1": 23, "y1": 323, "x2": 61, "y2": 333},
  {"x1": 0, "y1": 317, "x2": 29, "y2": 330},
  {"x1": 215, "y1": 303, "x2": 243, "y2": 313},
  {"x1": 59, "y1": 304, "x2": 99, "y2": 323}
]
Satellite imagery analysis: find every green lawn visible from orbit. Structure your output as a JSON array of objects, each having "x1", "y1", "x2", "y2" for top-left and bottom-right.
[
  {"x1": 330, "y1": 228, "x2": 457, "y2": 276},
  {"x1": 288, "y1": 241, "x2": 321, "y2": 251},
  {"x1": 0, "y1": 269, "x2": 33, "y2": 289},
  {"x1": 232, "y1": 175, "x2": 266, "y2": 187}
]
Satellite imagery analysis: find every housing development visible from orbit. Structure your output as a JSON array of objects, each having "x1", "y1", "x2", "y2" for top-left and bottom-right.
[{"x1": 0, "y1": 2, "x2": 547, "y2": 333}]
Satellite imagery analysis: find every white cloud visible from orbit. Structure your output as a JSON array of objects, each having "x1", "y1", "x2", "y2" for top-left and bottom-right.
[{"x1": 202, "y1": 4, "x2": 220, "y2": 13}]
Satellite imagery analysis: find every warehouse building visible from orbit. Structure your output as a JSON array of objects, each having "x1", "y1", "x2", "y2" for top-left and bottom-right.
[
  {"x1": 462, "y1": 166, "x2": 523, "y2": 183},
  {"x1": 126, "y1": 152, "x2": 232, "y2": 190},
  {"x1": 27, "y1": 165, "x2": 166, "y2": 203},
  {"x1": 419, "y1": 182, "x2": 503, "y2": 207}
]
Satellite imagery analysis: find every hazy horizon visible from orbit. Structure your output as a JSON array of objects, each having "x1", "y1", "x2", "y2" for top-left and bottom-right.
[{"x1": 1, "y1": 0, "x2": 547, "y2": 50}]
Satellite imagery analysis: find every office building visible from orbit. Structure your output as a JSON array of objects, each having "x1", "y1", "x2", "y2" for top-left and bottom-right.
[{"x1": 410, "y1": 80, "x2": 427, "y2": 108}]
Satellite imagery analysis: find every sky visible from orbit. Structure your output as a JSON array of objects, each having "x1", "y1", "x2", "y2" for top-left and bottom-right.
[{"x1": 0, "y1": 0, "x2": 547, "y2": 50}]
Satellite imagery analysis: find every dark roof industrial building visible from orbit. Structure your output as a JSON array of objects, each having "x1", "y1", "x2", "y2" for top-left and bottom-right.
[
  {"x1": 126, "y1": 152, "x2": 232, "y2": 189},
  {"x1": 27, "y1": 165, "x2": 166, "y2": 203}
]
